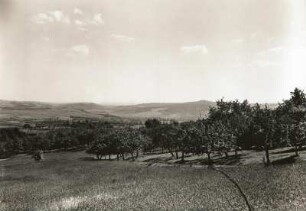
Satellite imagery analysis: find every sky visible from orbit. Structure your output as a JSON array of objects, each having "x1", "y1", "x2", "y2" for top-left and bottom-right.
[{"x1": 1, "y1": 0, "x2": 306, "y2": 104}]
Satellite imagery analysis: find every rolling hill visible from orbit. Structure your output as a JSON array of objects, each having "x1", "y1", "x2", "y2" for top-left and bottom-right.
[
  {"x1": 0, "y1": 100, "x2": 216, "y2": 126},
  {"x1": 101, "y1": 100, "x2": 216, "y2": 120}
]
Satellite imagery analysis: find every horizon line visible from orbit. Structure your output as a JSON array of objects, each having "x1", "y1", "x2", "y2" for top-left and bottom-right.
[{"x1": 0, "y1": 98, "x2": 281, "y2": 106}]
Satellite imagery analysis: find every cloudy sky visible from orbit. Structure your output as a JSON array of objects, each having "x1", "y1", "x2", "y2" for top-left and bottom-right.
[{"x1": 1, "y1": 0, "x2": 306, "y2": 104}]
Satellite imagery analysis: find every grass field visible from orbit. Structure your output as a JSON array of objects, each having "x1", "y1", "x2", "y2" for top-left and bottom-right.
[{"x1": 1, "y1": 151, "x2": 306, "y2": 210}]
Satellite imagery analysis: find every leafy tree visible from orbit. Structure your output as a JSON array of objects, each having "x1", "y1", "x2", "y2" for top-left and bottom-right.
[
  {"x1": 145, "y1": 118, "x2": 161, "y2": 129},
  {"x1": 208, "y1": 99, "x2": 251, "y2": 157},
  {"x1": 176, "y1": 122, "x2": 201, "y2": 162},
  {"x1": 156, "y1": 122, "x2": 180, "y2": 157},
  {"x1": 87, "y1": 126, "x2": 149, "y2": 161},
  {"x1": 144, "y1": 119, "x2": 162, "y2": 151},
  {"x1": 276, "y1": 88, "x2": 306, "y2": 155},
  {"x1": 251, "y1": 104, "x2": 276, "y2": 165},
  {"x1": 294, "y1": 122, "x2": 306, "y2": 156},
  {"x1": 86, "y1": 134, "x2": 110, "y2": 160}
]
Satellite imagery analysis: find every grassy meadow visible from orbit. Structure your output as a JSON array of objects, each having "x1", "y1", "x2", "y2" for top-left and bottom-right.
[{"x1": 1, "y1": 151, "x2": 306, "y2": 210}]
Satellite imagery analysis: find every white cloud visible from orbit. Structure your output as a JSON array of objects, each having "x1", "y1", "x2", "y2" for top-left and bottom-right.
[
  {"x1": 49, "y1": 10, "x2": 64, "y2": 22},
  {"x1": 32, "y1": 11, "x2": 70, "y2": 24},
  {"x1": 74, "y1": 8, "x2": 83, "y2": 15},
  {"x1": 32, "y1": 11, "x2": 105, "y2": 29},
  {"x1": 74, "y1": 20, "x2": 88, "y2": 31},
  {"x1": 71, "y1": 45, "x2": 89, "y2": 56},
  {"x1": 110, "y1": 34, "x2": 135, "y2": 42},
  {"x1": 72, "y1": 14, "x2": 104, "y2": 30},
  {"x1": 181, "y1": 45, "x2": 208, "y2": 54},
  {"x1": 92, "y1": 13, "x2": 105, "y2": 25},
  {"x1": 32, "y1": 13, "x2": 54, "y2": 24},
  {"x1": 75, "y1": 20, "x2": 85, "y2": 26}
]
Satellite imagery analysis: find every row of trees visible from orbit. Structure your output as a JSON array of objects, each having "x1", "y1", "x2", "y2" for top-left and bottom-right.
[
  {"x1": 87, "y1": 88, "x2": 306, "y2": 165},
  {"x1": 87, "y1": 127, "x2": 149, "y2": 160},
  {"x1": 0, "y1": 121, "x2": 112, "y2": 158}
]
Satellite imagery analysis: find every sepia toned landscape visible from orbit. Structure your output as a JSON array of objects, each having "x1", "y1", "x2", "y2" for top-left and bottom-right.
[
  {"x1": 1, "y1": 0, "x2": 306, "y2": 210},
  {"x1": 1, "y1": 90, "x2": 306, "y2": 210}
]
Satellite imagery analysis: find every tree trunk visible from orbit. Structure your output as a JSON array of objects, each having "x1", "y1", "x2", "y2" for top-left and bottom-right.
[
  {"x1": 207, "y1": 152, "x2": 211, "y2": 164},
  {"x1": 175, "y1": 151, "x2": 179, "y2": 159},
  {"x1": 235, "y1": 149, "x2": 238, "y2": 157},
  {"x1": 265, "y1": 141, "x2": 270, "y2": 166},
  {"x1": 168, "y1": 149, "x2": 174, "y2": 157},
  {"x1": 136, "y1": 150, "x2": 139, "y2": 158},
  {"x1": 122, "y1": 153, "x2": 125, "y2": 160},
  {"x1": 117, "y1": 154, "x2": 120, "y2": 160},
  {"x1": 131, "y1": 152, "x2": 134, "y2": 160},
  {"x1": 181, "y1": 151, "x2": 185, "y2": 162},
  {"x1": 295, "y1": 145, "x2": 299, "y2": 157},
  {"x1": 224, "y1": 151, "x2": 229, "y2": 159},
  {"x1": 109, "y1": 154, "x2": 111, "y2": 160}
]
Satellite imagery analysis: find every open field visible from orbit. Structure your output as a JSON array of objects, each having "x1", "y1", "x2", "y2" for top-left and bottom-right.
[{"x1": 1, "y1": 150, "x2": 306, "y2": 210}]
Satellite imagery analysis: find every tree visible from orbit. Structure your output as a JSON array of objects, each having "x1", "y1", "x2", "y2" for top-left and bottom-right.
[
  {"x1": 125, "y1": 127, "x2": 149, "y2": 160},
  {"x1": 252, "y1": 104, "x2": 276, "y2": 166},
  {"x1": 277, "y1": 88, "x2": 306, "y2": 155},
  {"x1": 228, "y1": 100, "x2": 252, "y2": 156},
  {"x1": 196, "y1": 120, "x2": 214, "y2": 163},
  {"x1": 290, "y1": 88, "x2": 306, "y2": 108},
  {"x1": 207, "y1": 99, "x2": 251, "y2": 158},
  {"x1": 175, "y1": 122, "x2": 201, "y2": 162},
  {"x1": 87, "y1": 126, "x2": 149, "y2": 161},
  {"x1": 294, "y1": 122, "x2": 306, "y2": 156},
  {"x1": 86, "y1": 133, "x2": 110, "y2": 160},
  {"x1": 156, "y1": 122, "x2": 180, "y2": 157},
  {"x1": 144, "y1": 119, "x2": 162, "y2": 151},
  {"x1": 145, "y1": 118, "x2": 161, "y2": 129}
]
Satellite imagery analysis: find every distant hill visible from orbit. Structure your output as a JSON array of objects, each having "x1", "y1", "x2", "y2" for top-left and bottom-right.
[
  {"x1": 0, "y1": 100, "x2": 216, "y2": 126},
  {"x1": 0, "y1": 100, "x2": 120, "y2": 126},
  {"x1": 101, "y1": 100, "x2": 216, "y2": 121},
  {"x1": 0, "y1": 99, "x2": 279, "y2": 126}
]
